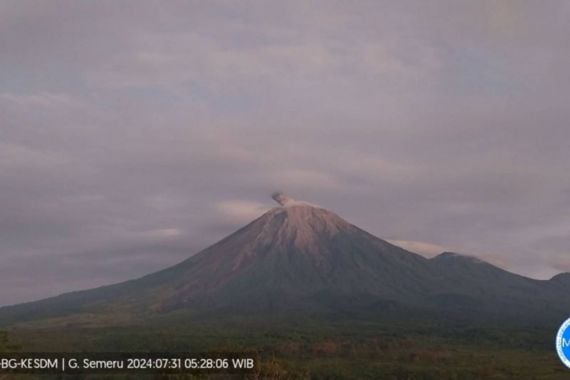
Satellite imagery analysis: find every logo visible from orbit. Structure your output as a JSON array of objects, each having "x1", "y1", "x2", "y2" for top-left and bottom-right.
[{"x1": 556, "y1": 318, "x2": 570, "y2": 369}]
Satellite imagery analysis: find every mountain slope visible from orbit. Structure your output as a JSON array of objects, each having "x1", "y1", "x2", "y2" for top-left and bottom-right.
[{"x1": 0, "y1": 194, "x2": 568, "y2": 326}]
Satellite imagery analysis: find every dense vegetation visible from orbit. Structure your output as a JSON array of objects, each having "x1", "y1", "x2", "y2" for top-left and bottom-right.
[
  {"x1": 0, "y1": 330, "x2": 18, "y2": 352},
  {"x1": 3, "y1": 318, "x2": 568, "y2": 379}
]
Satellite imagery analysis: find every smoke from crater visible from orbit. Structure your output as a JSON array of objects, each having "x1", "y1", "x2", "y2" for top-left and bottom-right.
[{"x1": 271, "y1": 192, "x2": 294, "y2": 206}]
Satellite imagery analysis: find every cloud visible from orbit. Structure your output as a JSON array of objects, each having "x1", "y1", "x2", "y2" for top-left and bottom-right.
[
  {"x1": 0, "y1": 1, "x2": 569, "y2": 304},
  {"x1": 388, "y1": 240, "x2": 448, "y2": 258},
  {"x1": 546, "y1": 253, "x2": 570, "y2": 273},
  {"x1": 139, "y1": 228, "x2": 182, "y2": 239},
  {"x1": 216, "y1": 200, "x2": 271, "y2": 224}
]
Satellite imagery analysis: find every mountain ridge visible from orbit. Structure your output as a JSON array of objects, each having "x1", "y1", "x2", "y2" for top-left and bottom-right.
[{"x1": 1, "y1": 195, "x2": 569, "y2": 327}]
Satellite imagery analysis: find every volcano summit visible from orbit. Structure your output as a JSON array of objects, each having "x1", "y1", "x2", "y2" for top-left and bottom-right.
[{"x1": 1, "y1": 194, "x2": 569, "y2": 326}]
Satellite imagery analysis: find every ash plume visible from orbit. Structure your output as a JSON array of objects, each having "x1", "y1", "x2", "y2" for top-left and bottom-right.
[{"x1": 271, "y1": 192, "x2": 294, "y2": 206}]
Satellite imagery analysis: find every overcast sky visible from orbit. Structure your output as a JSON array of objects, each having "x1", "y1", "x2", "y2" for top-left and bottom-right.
[{"x1": 1, "y1": 1, "x2": 570, "y2": 306}]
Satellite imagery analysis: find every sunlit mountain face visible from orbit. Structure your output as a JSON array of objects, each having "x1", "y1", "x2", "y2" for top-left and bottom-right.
[{"x1": 0, "y1": 194, "x2": 569, "y2": 327}]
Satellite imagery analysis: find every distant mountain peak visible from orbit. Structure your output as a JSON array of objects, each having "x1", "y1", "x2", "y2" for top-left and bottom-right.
[
  {"x1": 4, "y1": 195, "x2": 570, "y2": 326},
  {"x1": 550, "y1": 272, "x2": 570, "y2": 282}
]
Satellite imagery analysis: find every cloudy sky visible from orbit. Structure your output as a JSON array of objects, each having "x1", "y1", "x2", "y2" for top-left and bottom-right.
[{"x1": 1, "y1": 0, "x2": 570, "y2": 305}]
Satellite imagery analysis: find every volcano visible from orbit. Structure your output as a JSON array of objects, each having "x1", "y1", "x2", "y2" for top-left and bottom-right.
[{"x1": 1, "y1": 194, "x2": 569, "y2": 326}]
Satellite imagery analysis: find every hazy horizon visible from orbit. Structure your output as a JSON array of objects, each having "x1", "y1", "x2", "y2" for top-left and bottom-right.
[{"x1": 1, "y1": 1, "x2": 570, "y2": 306}]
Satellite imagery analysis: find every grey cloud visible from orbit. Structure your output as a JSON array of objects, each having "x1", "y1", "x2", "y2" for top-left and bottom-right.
[{"x1": 1, "y1": 0, "x2": 569, "y2": 305}]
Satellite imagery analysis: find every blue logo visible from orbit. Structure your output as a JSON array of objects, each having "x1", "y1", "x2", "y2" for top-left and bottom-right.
[{"x1": 556, "y1": 318, "x2": 570, "y2": 368}]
